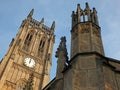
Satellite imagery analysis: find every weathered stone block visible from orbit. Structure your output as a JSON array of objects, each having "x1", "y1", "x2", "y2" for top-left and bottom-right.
[{"x1": 79, "y1": 56, "x2": 96, "y2": 69}]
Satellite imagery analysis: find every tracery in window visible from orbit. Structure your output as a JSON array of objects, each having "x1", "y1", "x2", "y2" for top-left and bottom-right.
[
  {"x1": 38, "y1": 37, "x2": 46, "y2": 57},
  {"x1": 23, "y1": 30, "x2": 34, "y2": 51}
]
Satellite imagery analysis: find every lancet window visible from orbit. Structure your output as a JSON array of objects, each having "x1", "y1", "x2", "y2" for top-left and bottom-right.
[
  {"x1": 38, "y1": 37, "x2": 46, "y2": 57},
  {"x1": 23, "y1": 30, "x2": 34, "y2": 51}
]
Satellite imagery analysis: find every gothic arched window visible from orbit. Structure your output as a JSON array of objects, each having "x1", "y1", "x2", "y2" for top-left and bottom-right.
[
  {"x1": 23, "y1": 30, "x2": 34, "y2": 51},
  {"x1": 38, "y1": 37, "x2": 46, "y2": 57}
]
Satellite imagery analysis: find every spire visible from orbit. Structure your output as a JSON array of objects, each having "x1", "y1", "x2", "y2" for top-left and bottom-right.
[
  {"x1": 77, "y1": 4, "x2": 81, "y2": 12},
  {"x1": 92, "y1": 7, "x2": 99, "y2": 25},
  {"x1": 72, "y1": 11, "x2": 75, "y2": 16},
  {"x1": 51, "y1": 21, "x2": 55, "y2": 30},
  {"x1": 71, "y1": 11, "x2": 77, "y2": 27},
  {"x1": 85, "y1": 2, "x2": 90, "y2": 11},
  {"x1": 27, "y1": 9, "x2": 34, "y2": 18},
  {"x1": 40, "y1": 18, "x2": 44, "y2": 24},
  {"x1": 39, "y1": 18, "x2": 44, "y2": 28},
  {"x1": 93, "y1": 7, "x2": 97, "y2": 14},
  {"x1": 55, "y1": 36, "x2": 68, "y2": 79},
  {"x1": 76, "y1": 4, "x2": 82, "y2": 22},
  {"x1": 84, "y1": 2, "x2": 91, "y2": 21}
]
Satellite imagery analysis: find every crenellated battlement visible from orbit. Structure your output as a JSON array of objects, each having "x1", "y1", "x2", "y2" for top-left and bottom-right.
[{"x1": 20, "y1": 9, "x2": 55, "y2": 35}]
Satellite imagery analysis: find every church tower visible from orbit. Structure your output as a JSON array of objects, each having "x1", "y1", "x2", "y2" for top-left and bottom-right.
[
  {"x1": 42, "y1": 2, "x2": 120, "y2": 90},
  {"x1": 0, "y1": 9, "x2": 55, "y2": 90}
]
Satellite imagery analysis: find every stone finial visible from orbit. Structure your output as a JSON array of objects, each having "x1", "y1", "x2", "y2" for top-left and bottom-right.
[
  {"x1": 72, "y1": 11, "x2": 75, "y2": 16},
  {"x1": 93, "y1": 7, "x2": 97, "y2": 14},
  {"x1": 76, "y1": 3, "x2": 83, "y2": 13},
  {"x1": 23, "y1": 73, "x2": 34, "y2": 90},
  {"x1": 84, "y1": 2, "x2": 91, "y2": 21},
  {"x1": 77, "y1": 4, "x2": 81, "y2": 12},
  {"x1": 85, "y1": 2, "x2": 90, "y2": 11},
  {"x1": 39, "y1": 18, "x2": 44, "y2": 28},
  {"x1": 40, "y1": 18, "x2": 44, "y2": 24},
  {"x1": 27, "y1": 9, "x2": 34, "y2": 18},
  {"x1": 76, "y1": 4, "x2": 82, "y2": 22},
  {"x1": 72, "y1": 2, "x2": 99, "y2": 26},
  {"x1": 51, "y1": 21, "x2": 55, "y2": 30},
  {"x1": 92, "y1": 7, "x2": 99, "y2": 25},
  {"x1": 71, "y1": 11, "x2": 77, "y2": 27}
]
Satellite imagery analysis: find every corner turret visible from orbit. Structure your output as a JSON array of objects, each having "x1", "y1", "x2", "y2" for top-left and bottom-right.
[
  {"x1": 71, "y1": 2, "x2": 104, "y2": 58},
  {"x1": 71, "y1": 2, "x2": 99, "y2": 28}
]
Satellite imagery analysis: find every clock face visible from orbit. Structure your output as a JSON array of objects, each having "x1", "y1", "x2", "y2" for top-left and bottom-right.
[{"x1": 24, "y1": 58, "x2": 35, "y2": 68}]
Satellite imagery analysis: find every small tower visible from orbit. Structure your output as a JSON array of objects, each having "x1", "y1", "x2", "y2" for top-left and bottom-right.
[
  {"x1": 71, "y1": 2, "x2": 104, "y2": 58},
  {"x1": 0, "y1": 9, "x2": 55, "y2": 90},
  {"x1": 63, "y1": 3, "x2": 106, "y2": 90}
]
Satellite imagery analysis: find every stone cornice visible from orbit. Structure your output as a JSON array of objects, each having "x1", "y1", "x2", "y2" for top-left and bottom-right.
[{"x1": 63, "y1": 51, "x2": 120, "y2": 74}]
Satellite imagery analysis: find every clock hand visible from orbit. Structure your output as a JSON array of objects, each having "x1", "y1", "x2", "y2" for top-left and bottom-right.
[{"x1": 29, "y1": 59, "x2": 31, "y2": 64}]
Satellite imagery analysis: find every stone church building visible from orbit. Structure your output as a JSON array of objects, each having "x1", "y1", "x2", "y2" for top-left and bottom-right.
[
  {"x1": 0, "y1": 2, "x2": 120, "y2": 90},
  {"x1": 0, "y1": 8, "x2": 55, "y2": 90}
]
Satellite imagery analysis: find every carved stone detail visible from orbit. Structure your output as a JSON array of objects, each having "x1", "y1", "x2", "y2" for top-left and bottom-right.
[
  {"x1": 93, "y1": 29, "x2": 100, "y2": 37},
  {"x1": 72, "y1": 28, "x2": 78, "y2": 40},
  {"x1": 4, "y1": 80, "x2": 16, "y2": 89}
]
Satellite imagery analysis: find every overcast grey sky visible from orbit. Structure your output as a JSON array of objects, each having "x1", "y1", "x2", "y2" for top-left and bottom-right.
[{"x1": 0, "y1": 0, "x2": 120, "y2": 79}]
